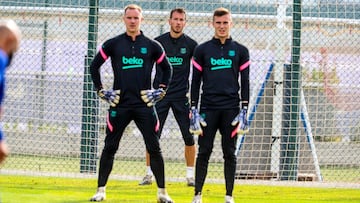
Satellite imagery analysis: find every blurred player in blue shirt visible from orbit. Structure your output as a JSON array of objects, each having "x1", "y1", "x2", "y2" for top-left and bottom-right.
[{"x1": 0, "y1": 19, "x2": 21, "y2": 164}]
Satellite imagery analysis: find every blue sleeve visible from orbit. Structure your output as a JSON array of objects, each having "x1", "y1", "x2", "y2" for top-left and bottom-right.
[
  {"x1": 0, "y1": 49, "x2": 8, "y2": 72},
  {"x1": 0, "y1": 50, "x2": 8, "y2": 105},
  {"x1": 0, "y1": 49, "x2": 8, "y2": 141},
  {"x1": 0, "y1": 129, "x2": 3, "y2": 141}
]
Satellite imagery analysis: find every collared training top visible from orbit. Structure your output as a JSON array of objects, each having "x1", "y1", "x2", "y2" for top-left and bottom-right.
[
  {"x1": 153, "y1": 32, "x2": 197, "y2": 100},
  {"x1": 191, "y1": 37, "x2": 250, "y2": 110},
  {"x1": 90, "y1": 32, "x2": 172, "y2": 108}
]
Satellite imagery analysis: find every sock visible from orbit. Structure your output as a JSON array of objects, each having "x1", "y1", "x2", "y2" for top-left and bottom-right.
[
  {"x1": 158, "y1": 188, "x2": 166, "y2": 195},
  {"x1": 186, "y1": 166, "x2": 194, "y2": 178},
  {"x1": 146, "y1": 166, "x2": 153, "y2": 176},
  {"x1": 97, "y1": 186, "x2": 105, "y2": 193},
  {"x1": 225, "y1": 195, "x2": 233, "y2": 200}
]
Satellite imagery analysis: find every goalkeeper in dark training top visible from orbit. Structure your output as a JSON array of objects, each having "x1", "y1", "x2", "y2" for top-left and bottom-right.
[
  {"x1": 189, "y1": 7, "x2": 250, "y2": 203},
  {"x1": 89, "y1": 4, "x2": 174, "y2": 203},
  {"x1": 139, "y1": 7, "x2": 198, "y2": 188}
]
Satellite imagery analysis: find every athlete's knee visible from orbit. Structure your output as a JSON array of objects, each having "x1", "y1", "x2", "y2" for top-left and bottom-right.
[
  {"x1": 197, "y1": 146, "x2": 212, "y2": 161},
  {"x1": 101, "y1": 148, "x2": 117, "y2": 160},
  {"x1": 223, "y1": 149, "x2": 236, "y2": 162},
  {"x1": 102, "y1": 144, "x2": 119, "y2": 156},
  {"x1": 147, "y1": 147, "x2": 162, "y2": 157},
  {"x1": 184, "y1": 136, "x2": 195, "y2": 146}
]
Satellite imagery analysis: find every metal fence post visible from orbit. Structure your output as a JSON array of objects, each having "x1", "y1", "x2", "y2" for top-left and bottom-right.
[
  {"x1": 80, "y1": 0, "x2": 99, "y2": 173},
  {"x1": 280, "y1": 0, "x2": 302, "y2": 181}
]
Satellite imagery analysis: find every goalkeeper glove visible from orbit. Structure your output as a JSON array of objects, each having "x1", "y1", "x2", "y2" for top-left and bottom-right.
[
  {"x1": 97, "y1": 89, "x2": 121, "y2": 107},
  {"x1": 140, "y1": 88, "x2": 166, "y2": 107},
  {"x1": 189, "y1": 107, "x2": 207, "y2": 135},
  {"x1": 231, "y1": 107, "x2": 249, "y2": 137}
]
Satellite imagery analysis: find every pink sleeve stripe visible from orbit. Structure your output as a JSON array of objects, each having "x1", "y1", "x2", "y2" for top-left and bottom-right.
[
  {"x1": 100, "y1": 47, "x2": 108, "y2": 61},
  {"x1": 239, "y1": 61, "x2": 250, "y2": 71},
  {"x1": 156, "y1": 52, "x2": 166, "y2": 64},
  {"x1": 106, "y1": 113, "x2": 113, "y2": 132},
  {"x1": 192, "y1": 58, "x2": 203, "y2": 72},
  {"x1": 231, "y1": 125, "x2": 238, "y2": 138},
  {"x1": 155, "y1": 119, "x2": 160, "y2": 132}
]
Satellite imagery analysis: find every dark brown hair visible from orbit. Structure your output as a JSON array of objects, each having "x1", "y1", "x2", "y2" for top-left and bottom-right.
[
  {"x1": 170, "y1": 8, "x2": 186, "y2": 19},
  {"x1": 213, "y1": 7, "x2": 231, "y2": 21}
]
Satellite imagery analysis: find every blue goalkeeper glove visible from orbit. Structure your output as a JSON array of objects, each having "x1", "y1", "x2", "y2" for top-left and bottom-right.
[
  {"x1": 140, "y1": 88, "x2": 166, "y2": 107},
  {"x1": 97, "y1": 89, "x2": 121, "y2": 107},
  {"x1": 231, "y1": 107, "x2": 249, "y2": 137},
  {"x1": 189, "y1": 107, "x2": 207, "y2": 135}
]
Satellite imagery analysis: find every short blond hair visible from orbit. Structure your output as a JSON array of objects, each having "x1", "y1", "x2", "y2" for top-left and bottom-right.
[{"x1": 124, "y1": 4, "x2": 143, "y2": 15}]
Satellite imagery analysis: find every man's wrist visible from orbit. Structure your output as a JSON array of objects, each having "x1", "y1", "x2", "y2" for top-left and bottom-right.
[
  {"x1": 158, "y1": 84, "x2": 166, "y2": 90},
  {"x1": 241, "y1": 102, "x2": 248, "y2": 109}
]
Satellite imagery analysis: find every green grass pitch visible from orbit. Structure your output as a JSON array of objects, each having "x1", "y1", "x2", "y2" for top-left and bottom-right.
[{"x1": 0, "y1": 174, "x2": 359, "y2": 203}]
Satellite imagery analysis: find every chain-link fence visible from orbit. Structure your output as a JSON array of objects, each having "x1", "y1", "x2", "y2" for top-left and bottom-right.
[{"x1": 1, "y1": 0, "x2": 359, "y2": 187}]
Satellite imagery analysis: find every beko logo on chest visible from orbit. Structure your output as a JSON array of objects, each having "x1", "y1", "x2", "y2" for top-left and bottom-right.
[
  {"x1": 122, "y1": 56, "x2": 143, "y2": 64},
  {"x1": 168, "y1": 56, "x2": 183, "y2": 66},
  {"x1": 210, "y1": 57, "x2": 232, "y2": 70},
  {"x1": 122, "y1": 56, "x2": 143, "y2": 69},
  {"x1": 210, "y1": 57, "x2": 232, "y2": 66}
]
